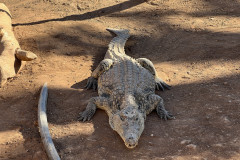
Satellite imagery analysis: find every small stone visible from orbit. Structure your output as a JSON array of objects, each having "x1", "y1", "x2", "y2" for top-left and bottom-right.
[
  {"x1": 150, "y1": 134, "x2": 154, "y2": 137},
  {"x1": 222, "y1": 116, "x2": 230, "y2": 123},
  {"x1": 186, "y1": 144, "x2": 197, "y2": 150},
  {"x1": 213, "y1": 143, "x2": 223, "y2": 147},
  {"x1": 223, "y1": 82, "x2": 228, "y2": 85},
  {"x1": 77, "y1": 4, "x2": 81, "y2": 10},
  {"x1": 150, "y1": 2, "x2": 159, "y2": 6},
  {"x1": 182, "y1": 76, "x2": 190, "y2": 79},
  {"x1": 180, "y1": 139, "x2": 191, "y2": 144},
  {"x1": 187, "y1": 71, "x2": 190, "y2": 74}
]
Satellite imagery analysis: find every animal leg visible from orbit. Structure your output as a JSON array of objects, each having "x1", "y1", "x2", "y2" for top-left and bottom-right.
[
  {"x1": 78, "y1": 96, "x2": 110, "y2": 122},
  {"x1": 15, "y1": 48, "x2": 37, "y2": 61},
  {"x1": 85, "y1": 59, "x2": 113, "y2": 90},
  {"x1": 137, "y1": 58, "x2": 171, "y2": 91},
  {"x1": 147, "y1": 94, "x2": 174, "y2": 120}
]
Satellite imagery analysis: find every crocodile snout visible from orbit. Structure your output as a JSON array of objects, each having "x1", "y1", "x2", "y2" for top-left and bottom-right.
[{"x1": 125, "y1": 136, "x2": 138, "y2": 149}]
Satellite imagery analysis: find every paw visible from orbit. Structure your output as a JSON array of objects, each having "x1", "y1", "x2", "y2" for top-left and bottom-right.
[
  {"x1": 85, "y1": 77, "x2": 98, "y2": 90},
  {"x1": 155, "y1": 77, "x2": 171, "y2": 91},
  {"x1": 78, "y1": 108, "x2": 96, "y2": 122}
]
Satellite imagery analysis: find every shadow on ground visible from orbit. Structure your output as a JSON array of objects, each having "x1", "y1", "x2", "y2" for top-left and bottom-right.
[
  {"x1": 1, "y1": 0, "x2": 240, "y2": 159},
  {"x1": 44, "y1": 73, "x2": 240, "y2": 159},
  {"x1": 12, "y1": 0, "x2": 146, "y2": 26}
]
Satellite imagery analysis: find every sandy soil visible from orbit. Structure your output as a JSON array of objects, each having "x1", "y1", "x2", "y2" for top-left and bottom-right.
[{"x1": 0, "y1": 0, "x2": 240, "y2": 159}]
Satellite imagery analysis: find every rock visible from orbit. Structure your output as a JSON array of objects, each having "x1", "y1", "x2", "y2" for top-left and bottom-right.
[
  {"x1": 77, "y1": 4, "x2": 81, "y2": 11},
  {"x1": 186, "y1": 144, "x2": 197, "y2": 150},
  {"x1": 182, "y1": 76, "x2": 190, "y2": 79},
  {"x1": 222, "y1": 116, "x2": 230, "y2": 124},
  {"x1": 213, "y1": 143, "x2": 223, "y2": 147},
  {"x1": 180, "y1": 139, "x2": 191, "y2": 144},
  {"x1": 65, "y1": 52, "x2": 71, "y2": 56}
]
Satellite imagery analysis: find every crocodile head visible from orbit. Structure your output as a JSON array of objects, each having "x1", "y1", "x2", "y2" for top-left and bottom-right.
[{"x1": 109, "y1": 106, "x2": 145, "y2": 149}]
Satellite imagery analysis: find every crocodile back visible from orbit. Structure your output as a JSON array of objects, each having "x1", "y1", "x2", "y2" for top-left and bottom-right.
[{"x1": 98, "y1": 58, "x2": 155, "y2": 99}]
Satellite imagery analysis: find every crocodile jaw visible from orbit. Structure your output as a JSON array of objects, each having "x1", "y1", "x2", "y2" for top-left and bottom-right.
[{"x1": 109, "y1": 107, "x2": 145, "y2": 149}]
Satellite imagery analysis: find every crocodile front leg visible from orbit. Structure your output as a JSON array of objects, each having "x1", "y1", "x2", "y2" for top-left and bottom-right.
[
  {"x1": 78, "y1": 96, "x2": 110, "y2": 122},
  {"x1": 147, "y1": 94, "x2": 174, "y2": 120},
  {"x1": 85, "y1": 59, "x2": 113, "y2": 90},
  {"x1": 137, "y1": 58, "x2": 171, "y2": 91}
]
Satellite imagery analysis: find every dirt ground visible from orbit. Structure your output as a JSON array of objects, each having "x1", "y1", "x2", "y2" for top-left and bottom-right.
[{"x1": 0, "y1": 0, "x2": 240, "y2": 159}]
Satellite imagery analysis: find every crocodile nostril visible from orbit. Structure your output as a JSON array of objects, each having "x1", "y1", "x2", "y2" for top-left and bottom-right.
[
  {"x1": 128, "y1": 144, "x2": 133, "y2": 147},
  {"x1": 125, "y1": 138, "x2": 138, "y2": 148}
]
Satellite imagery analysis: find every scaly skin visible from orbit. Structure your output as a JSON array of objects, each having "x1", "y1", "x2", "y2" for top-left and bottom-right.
[{"x1": 79, "y1": 28, "x2": 174, "y2": 149}]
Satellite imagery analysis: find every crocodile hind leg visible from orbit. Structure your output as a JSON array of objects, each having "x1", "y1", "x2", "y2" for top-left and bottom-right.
[
  {"x1": 137, "y1": 58, "x2": 171, "y2": 91},
  {"x1": 78, "y1": 96, "x2": 110, "y2": 122},
  {"x1": 85, "y1": 59, "x2": 113, "y2": 90},
  {"x1": 147, "y1": 94, "x2": 174, "y2": 120}
]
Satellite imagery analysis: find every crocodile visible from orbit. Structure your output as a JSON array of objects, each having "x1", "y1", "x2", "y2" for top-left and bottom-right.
[{"x1": 79, "y1": 28, "x2": 174, "y2": 149}]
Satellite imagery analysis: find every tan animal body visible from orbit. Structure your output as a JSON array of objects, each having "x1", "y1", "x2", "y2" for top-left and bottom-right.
[{"x1": 0, "y1": 3, "x2": 37, "y2": 87}]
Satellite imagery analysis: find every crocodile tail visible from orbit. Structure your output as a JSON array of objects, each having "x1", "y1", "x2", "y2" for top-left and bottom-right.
[
  {"x1": 106, "y1": 28, "x2": 130, "y2": 38},
  {"x1": 105, "y1": 28, "x2": 130, "y2": 59}
]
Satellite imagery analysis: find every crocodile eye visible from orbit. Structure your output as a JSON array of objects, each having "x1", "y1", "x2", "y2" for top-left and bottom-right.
[{"x1": 120, "y1": 116, "x2": 124, "y2": 121}]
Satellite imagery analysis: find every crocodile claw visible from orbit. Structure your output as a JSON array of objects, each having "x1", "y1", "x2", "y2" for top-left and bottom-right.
[
  {"x1": 85, "y1": 77, "x2": 98, "y2": 90},
  {"x1": 155, "y1": 78, "x2": 171, "y2": 91},
  {"x1": 157, "y1": 108, "x2": 175, "y2": 120},
  {"x1": 78, "y1": 109, "x2": 95, "y2": 122}
]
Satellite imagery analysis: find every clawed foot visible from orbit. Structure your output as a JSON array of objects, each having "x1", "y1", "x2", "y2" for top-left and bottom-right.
[
  {"x1": 155, "y1": 77, "x2": 171, "y2": 91},
  {"x1": 85, "y1": 77, "x2": 98, "y2": 90},
  {"x1": 78, "y1": 106, "x2": 96, "y2": 122},
  {"x1": 157, "y1": 108, "x2": 175, "y2": 120}
]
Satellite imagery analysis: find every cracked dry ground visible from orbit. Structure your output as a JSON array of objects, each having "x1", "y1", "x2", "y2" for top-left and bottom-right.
[{"x1": 0, "y1": 0, "x2": 240, "y2": 160}]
